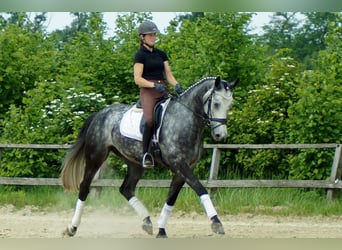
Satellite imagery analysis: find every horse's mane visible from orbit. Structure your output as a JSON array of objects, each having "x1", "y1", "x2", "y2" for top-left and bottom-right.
[{"x1": 179, "y1": 76, "x2": 217, "y2": 97}]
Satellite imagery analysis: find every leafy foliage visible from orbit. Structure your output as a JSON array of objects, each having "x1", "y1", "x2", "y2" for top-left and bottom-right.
[
  {"x1": 0, "y1": 20, "x2": 57, "y2": 118},
  {"x1": 261, "y1": 12, "x2": 341, "y2": 69},
  {"x1": 0, "y1": 79, "x2": 107, "y2": 177},
  {"x1": 285, "y1": 22, "x2": 342, "y2": 179}
]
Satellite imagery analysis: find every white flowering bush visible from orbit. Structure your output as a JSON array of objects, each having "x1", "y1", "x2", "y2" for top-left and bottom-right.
[
  {"x1": 0, "y1": 80, "x2": 107, "y2": 177},
  {"x1": 225, "y1": 49, "x2": 302, "y2": 178},
  {"x1": 40, "y1": 87, "x2": 106, "y2": 142}
]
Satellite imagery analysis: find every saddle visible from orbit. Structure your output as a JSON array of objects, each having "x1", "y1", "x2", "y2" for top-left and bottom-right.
[{"x1": 120, "y1": 97, "x2": 171, "y2": 142}]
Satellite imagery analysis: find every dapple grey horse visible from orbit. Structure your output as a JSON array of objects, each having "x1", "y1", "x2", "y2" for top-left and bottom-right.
[{"x1": 60, "y1": 76, "x2": 238, "y2": 238}]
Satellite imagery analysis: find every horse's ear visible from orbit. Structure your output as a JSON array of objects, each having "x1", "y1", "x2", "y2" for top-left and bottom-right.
[
  {"x1": 214, "y1": 76, "x2": 221, "y2": 88},
  {"x1": 229, "y1": 78, "x2": 239, "y2": 89}
]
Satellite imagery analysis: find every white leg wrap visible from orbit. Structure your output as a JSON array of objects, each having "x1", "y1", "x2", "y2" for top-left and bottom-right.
[
  {"x1": 200, "y1": 194, "x2": 217, "y2": 219},
  {"x1": 71, "y1": 199, "x2": 85, "y2": 227},
  {"x1": 157, "y1": 203, "x2": 174, "y2": 229},
  {"x1": 128, "y1": 196, "x2": 149, "y2": 220}
]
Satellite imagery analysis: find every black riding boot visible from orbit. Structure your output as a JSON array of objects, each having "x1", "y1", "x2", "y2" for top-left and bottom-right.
[{"x1": 142, "y1": 123, "x2": 154, "y2": 168}]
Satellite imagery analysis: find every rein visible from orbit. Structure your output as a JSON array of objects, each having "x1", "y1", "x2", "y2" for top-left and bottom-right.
[
  {"x1": 169, "y1": 94, "x2": 209, "y2": 124},
  {"x1": 169, "y1": 86, "x2": 228, "y2": 129}
]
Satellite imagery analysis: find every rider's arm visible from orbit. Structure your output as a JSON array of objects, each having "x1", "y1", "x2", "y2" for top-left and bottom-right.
[
  {"x1": 134, "y1": 63, "x2": 155, "y2": 88},
  {"x1": 164, "y1": 61, "x2": 178, "y2": 87}
]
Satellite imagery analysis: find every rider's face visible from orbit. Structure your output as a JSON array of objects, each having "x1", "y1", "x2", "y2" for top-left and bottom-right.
[{"x1": 142, "y1": 33, "x2": 157, "y2": 46}]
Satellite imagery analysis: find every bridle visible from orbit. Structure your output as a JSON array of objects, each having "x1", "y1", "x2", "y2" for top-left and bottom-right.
[
  {"x1": 203, "y1": 88, "x2": 231, "y2": 129},
  {"x1": 171, "y1": 86, "x2": 232, "y2": 129}
]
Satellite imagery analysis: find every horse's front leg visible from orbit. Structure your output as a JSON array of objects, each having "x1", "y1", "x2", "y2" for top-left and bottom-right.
[
  {"x1": 119, "y1": 163, "x2": 153, "y2": 235},
  {"x1": 180, "y1": 164, "x2": 225, "y2": 235},
  {"x1": 156, "y1": 173, "x2": 185, "y2": 238}
]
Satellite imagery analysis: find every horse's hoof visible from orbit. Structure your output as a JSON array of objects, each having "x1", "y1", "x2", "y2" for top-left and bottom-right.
[
  {"x1": 156, "y1": 228, "x2": 168, "y2": 238},
  {"x1": 211, "y1": 221, "x2": 225, "y2": 235},
  {"x1": 63, "y1": 224, "x2": 77, "y2": 237},
  {"x1": 142, "y1": 216, "x2": 153, "y2": 235}
]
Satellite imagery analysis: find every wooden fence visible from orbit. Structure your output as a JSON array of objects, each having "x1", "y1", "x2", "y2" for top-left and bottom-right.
[{"x1": 0, "y1": 143, "x2": 341, "y2": 201}]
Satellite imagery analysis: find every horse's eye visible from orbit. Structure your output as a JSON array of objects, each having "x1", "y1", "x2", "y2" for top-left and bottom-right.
[{"x1": 214, "y1": 103, "x2": 220, "y2": 109}]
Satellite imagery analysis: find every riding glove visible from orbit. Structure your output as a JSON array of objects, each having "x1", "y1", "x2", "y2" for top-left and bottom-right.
[
  {"x1": 154, "y1": 83, "x2": 166, "y2": 93},
  {"x1": 175, "y1": 83, "x2": 183, "y2": 94}
]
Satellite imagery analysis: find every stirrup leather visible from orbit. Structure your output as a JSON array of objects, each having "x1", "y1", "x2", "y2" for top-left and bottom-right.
[{"x1": 142, "y1": 152, "x2": 154, "y2": 168}]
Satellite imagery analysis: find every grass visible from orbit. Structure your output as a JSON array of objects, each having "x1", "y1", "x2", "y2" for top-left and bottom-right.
[{"x1": 1, "y1": 185, "x2": 342, "y2": 217}]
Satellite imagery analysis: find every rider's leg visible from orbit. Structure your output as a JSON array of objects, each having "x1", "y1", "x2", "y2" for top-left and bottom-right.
[
  {"x1": 142, "y1": 123, "x2": 154, "y2": 168},
  {"x1": 140, "y1": 86, "x2": 164, "y2": 168}
]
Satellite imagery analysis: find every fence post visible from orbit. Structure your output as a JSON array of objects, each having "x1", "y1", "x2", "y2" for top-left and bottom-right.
[
  {"x1": 209, "y1": 147, "x2": 221, "y2": 181},
  {"x1": 326, "y1": 144, "x2": 342, "y2": 202}
]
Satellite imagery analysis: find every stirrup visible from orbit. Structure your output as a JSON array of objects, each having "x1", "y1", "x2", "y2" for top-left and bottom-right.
[{"x1": 142, "y1": 153, "x2": 154, "y2": 168}]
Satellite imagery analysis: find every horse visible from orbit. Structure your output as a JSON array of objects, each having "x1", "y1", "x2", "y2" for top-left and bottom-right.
[{"x1": 60, "y1": 76, "x2": 238, "y2": 238}]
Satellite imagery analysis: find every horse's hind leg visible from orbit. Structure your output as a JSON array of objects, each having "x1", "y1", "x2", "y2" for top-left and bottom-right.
[
  {"x1": 119, "y1": 162, "x2": 153, "y2": 235},
  {"x1": 64, "y1": 149, "x2": 108, "y2": 237}
]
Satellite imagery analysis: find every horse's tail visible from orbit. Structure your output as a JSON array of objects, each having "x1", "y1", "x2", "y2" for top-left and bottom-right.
[{"x1": 60, "y1": 113, "x2": 96, "y2": 192}]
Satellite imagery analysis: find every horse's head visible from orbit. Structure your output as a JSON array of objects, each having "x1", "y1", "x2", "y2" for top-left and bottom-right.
[{"x1": 203, "y1": 76, "x2": 239, "y2": 141}]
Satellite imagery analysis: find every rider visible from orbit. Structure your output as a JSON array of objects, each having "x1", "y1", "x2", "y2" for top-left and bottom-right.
[{"x1": 133, "y1": 20, "x2": 183, "y2": 168}]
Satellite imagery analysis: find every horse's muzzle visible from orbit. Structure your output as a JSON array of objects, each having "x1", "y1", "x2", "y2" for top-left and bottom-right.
[{"x1": 211, "y1": 125, "x2": 227, "y2": 141}]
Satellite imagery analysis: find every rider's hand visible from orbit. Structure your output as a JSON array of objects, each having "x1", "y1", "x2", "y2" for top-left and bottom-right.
[
  {"x1": 154, "y1": 83, "x2": 166, "y2": 93},
  {"x1": 175, "y1": 83, "x2": 183, "y2": 94}
]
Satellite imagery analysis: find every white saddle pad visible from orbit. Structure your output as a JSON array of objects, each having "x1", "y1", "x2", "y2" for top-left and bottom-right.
[
  {"x1": 120, "y1": 105, "x2": 144, "y2": 141},
  {"x1": 119, "y1": 99, "x2": 171, "y2": 141}
]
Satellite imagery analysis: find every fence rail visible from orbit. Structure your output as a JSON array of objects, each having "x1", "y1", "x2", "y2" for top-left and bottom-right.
[
  {"x1": 0, "y1": 177, "x2": 341, "y2": 189},
  {"x1": 0, "y1": 143, "x2": 341, "y2": 201}
]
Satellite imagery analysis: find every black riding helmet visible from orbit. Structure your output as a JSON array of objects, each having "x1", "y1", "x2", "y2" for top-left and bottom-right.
[{"x1": 138, "y1": 20, "x2": 160, "y2": 35}]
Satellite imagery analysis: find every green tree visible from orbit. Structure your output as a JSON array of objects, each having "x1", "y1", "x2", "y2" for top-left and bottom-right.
[
  {"x1": 294, "y1": 12, "x2": 339, "y2": 68},
  {"x1": 52, "y1": 13, "x2": 119, "y2": 104},
  {"x1": 177, "y1": 12, "x2": 204, "y2": 22},
  {"x1": 0, "y1": 79, "x2": 107, "y2": 177},
  {"x1": 261, "y1": 12, "x2": 341, "y2": 69},
  {"x1": 286, "y1": 19, "x2": 342, "y2": 180},
  {"x1": 161, "y1": 12, "x2": 266, "y2": 92},
  {"x1": 262, "y1": 12, "x2": 300, "y2": 55},
  {"x1": 48, "y1": 12, "x2": 92, "y2": 47},
  {"x1": 0, "y1": 16, "x2": 57, "y2": 118},
  {"x1": 225, "y1": 50, "x2": 302, "y2": 178}
]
